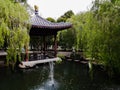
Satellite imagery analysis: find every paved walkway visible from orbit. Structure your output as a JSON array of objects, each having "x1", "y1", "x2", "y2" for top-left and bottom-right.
[
  {"x1": 0, "y1": 51, "x2": 7, "y2": 56},
  {"x1": 19, "y1": 57, "x2": 61, "y2": 68}
]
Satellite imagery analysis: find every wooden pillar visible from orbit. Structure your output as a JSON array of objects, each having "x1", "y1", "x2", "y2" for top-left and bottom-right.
[
  {"x1": 43, "y1": 36, "x2": 46, "y2": 57},
  {"x1": 54, "y1": 33, "x2": 57, "y2": 57},
  {"x1": 25, "y1": 45, "x2": 28, "y2": 61}
]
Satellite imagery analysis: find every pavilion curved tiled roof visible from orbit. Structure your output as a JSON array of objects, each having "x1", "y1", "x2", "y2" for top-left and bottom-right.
[{"x1": 30, "y1": 13, "x2": 72, "y2": 36}]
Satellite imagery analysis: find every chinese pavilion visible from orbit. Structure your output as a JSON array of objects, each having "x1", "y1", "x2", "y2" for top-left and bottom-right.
[{"x1": 28, "y1": 6, "x2": 72, "y2": 60}]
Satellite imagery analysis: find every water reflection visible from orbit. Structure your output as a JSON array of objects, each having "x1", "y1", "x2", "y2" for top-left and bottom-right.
[{"x1": 0, "y1": 61, "x2": 120, "y2": 90}]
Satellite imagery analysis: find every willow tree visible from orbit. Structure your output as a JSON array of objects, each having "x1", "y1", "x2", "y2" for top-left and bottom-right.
[
  {"x1": 93, "y1": 0, "x2": 120, "y2": 75},
  {"x1": 67, "y1": 0, "x2": 120, "y2": 75},
  {"x1": 67, "y1": 12, "x2": 89, "y2": 51},
  {"x1": 0, "y1": 0, "x2": 30, "y2": 67}
]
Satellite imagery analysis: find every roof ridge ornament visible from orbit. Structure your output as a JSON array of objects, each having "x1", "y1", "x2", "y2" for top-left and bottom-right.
[{"x1": 34, "y1": 5, "x2": 39, "y2": 15}]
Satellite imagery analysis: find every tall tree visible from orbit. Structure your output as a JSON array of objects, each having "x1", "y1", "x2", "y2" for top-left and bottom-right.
[
  {"x1": 46, "y1": 17, "x2": 56, "y2": 22},
  {"x1": 57, "y1": 10, "x2": 74, "y2": 22},
  {"x1": 57, "y1": 10, "x2": 75, "y2": 49}
]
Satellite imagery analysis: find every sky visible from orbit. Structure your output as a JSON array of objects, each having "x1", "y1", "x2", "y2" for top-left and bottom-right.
[{"x1": 27, "y1": 0, "x2": 94, "y2": 19}]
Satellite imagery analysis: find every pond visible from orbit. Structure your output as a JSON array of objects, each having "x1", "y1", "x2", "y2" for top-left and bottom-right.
[{"x1": 0, "y1": 61, "x2": 120, "y2": 90}]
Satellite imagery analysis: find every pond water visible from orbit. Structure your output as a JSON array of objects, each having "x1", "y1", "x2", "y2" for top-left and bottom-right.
[{"x1": 0, "y1": 61, "x2": 120, "y2": 90}]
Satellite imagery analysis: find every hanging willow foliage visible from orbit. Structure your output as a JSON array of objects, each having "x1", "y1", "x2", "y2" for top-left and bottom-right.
[
  {"x1": 0, "y1": 0, "x2": 30, "y2": 67},
  {"x1": 66, "y1": 0, "x2": 120, "y2": 75}
]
